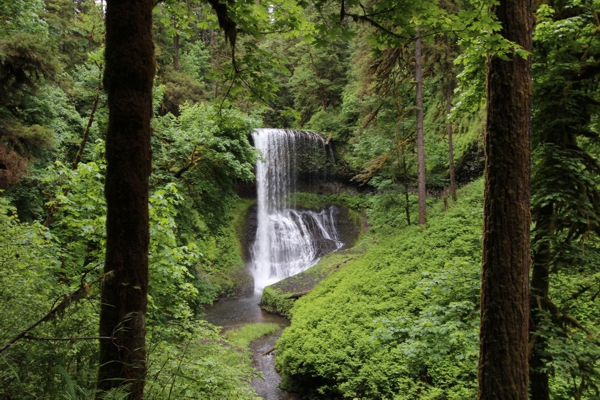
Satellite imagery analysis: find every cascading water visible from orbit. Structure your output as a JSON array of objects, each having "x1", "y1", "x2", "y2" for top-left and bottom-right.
[{"x1": 251, "y1": 129, "x2": 343, "y2": 291}]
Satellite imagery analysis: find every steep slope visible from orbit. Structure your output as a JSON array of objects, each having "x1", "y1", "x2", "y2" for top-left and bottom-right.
[{"x1": 276, "y1": 180, "x2": 484, "y2": 399}]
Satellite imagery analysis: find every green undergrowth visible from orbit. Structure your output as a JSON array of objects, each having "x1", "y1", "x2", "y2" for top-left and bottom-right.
[
  {"x1": 0, "y1": 196, "x2": 261, "y2": 399},
  {"x1": 275, "y1": 180, "x2": 485, "y2": 399},
  {"x1": 224, "y1": 322, "x2": 281, "y2": 348},
  {"x1": 292, "y1": 191, "x2": 370, "y2": 212},
  {"x1": 145, "y1": 321, "x2": 261, "y2": 399}
]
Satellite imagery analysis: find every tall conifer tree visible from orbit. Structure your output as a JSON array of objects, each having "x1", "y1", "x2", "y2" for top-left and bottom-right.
[
  {"x1": 415, "y1": 25, "x2": 427, "y2": 225},
  {"x1": 478, "y1": 0, "x2": 532, "y2": 397},
  {"x1": 97, "y1": 0, "x2": 155, "y2": 397}
]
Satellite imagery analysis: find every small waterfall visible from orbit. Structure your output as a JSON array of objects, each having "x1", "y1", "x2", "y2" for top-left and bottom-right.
[{"x1": 251, "y1": 129, "x2": 343, "y2": 291}]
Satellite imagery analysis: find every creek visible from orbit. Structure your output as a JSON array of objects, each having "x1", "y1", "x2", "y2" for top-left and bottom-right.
[{"x1": 204, "y1": 129, "x2": 347, "y2": 399}]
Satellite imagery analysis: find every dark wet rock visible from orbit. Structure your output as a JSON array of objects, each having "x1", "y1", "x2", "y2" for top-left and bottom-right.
[{"x1": 217, "y1": 266, "x2": 254, "y2": 300}]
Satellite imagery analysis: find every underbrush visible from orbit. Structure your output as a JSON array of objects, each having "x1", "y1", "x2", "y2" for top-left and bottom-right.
[
  {"x1": 276, "y1": 180, "x2": 485, "y2": 399},
  {"x1": 0, "y1": 195, "x2": 261, "y2": 399}
]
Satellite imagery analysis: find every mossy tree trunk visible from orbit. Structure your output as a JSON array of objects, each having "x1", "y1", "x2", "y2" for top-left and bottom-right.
[
  {"x1": 415, "y1": 25, "x2": 427, "y2": 225},
  {"x1": 478, "y1": 0, "x2": 532, "y2": 398},
  {"x1": 97, "y1": 0, "x2": 155, "y2": 398},
  {"x1": 446, "y1": 83, "x2": 456, "y2": 202}
]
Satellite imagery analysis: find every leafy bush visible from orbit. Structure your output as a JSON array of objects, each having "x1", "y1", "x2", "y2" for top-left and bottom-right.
[{"x1": 0, "y1": 101, "x2": 263, "y2": 398}]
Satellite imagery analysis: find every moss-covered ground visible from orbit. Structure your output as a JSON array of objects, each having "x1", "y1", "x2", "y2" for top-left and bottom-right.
[{"x1": 260, "y1": 201, "x2": 367, "y2": 317}]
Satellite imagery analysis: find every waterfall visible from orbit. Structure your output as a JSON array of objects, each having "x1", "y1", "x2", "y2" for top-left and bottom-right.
[{"x1": 251, "y1": 129, "x2": 343, "y2": 291}]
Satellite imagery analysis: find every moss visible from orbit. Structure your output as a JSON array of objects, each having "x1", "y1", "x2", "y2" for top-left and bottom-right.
[
  {"x1": 211, "y1": 199, "x2": 256, "y2": 300},
  {"x1": 260, "y1": 287, "x2": 294, "y2": 317},
  {"x1": 260, "y1": 243, "x2": 369, "y2": 317},
  {"x1": 224, "y1": 322, "x2": 280, "y2": 348}
]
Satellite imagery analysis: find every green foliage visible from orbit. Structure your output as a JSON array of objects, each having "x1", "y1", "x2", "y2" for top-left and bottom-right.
[
  {"x1": 0, "y1": 0, "x2": 48, "y2": 36},
  {"x1": 151, "y1": 103, "x2": 259, "y2": 299},
  {"x1": 288, "y1": 40, "x2": 350, "y2": 126},
  {"x1": 0, "y1": 33, "x2": 57, "y2": 105},
  {"x1": 528, "y1": 0, "x2": 600, "y2": 396},
  {"x1": 276, "y1": 180, "x2": 485, "y2": 399},
  {"x1": 180, "y1": 40, "x2": 212, "y2": 82},
  {"x1": 7, "y1": 0, "x2": 600, "y2": 397},
  {"x1": 224, "y1": 323, "x2": 280, "y2": 348},
  {"x1": 145, "y1": 320, "x2": 261, "y2": 400},
  {"x1": 0, "y1": 145, "x2": 259, "y2": 399},
  {"x1": 261, "y1": 286, "x2": 297, "y2": 318},
  {"x1": 0, "y1": 194, "x2": 99, "y2": 398},
  {"x1": 293, "y1": 191, "x2": 369, "y2": 211},
  {"x1": 0, "y1": 94, "x2": 261, "y2": 397}
]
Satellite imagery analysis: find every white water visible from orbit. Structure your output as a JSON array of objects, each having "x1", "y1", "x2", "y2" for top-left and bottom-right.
[{"x1": 251, "y1": 129, "x2": 343, "y2": 291}]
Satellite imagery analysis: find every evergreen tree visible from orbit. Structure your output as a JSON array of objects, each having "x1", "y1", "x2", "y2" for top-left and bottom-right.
[
  {"x1": 97, "y1": 0, "x2": 155, "y2": 396},
  {"x1": 478, "y1": 0, "x2": 532, "y2": 397}
]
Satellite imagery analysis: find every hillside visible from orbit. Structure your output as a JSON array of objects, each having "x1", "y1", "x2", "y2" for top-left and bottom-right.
[{"x1": 275, "y1": 180, "x2": 484, "y2": 398}]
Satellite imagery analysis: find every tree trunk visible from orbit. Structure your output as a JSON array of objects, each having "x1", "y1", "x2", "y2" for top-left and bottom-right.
[
  {"x1": 403, "y1": 155, "x2": 411, "y2": 226},
  {"x1": 97, "y1": 0, "x2": 154, "y2": 398},
  {"x1": 210, "y1": 30, "x2": 219, "y2": 98},
  {"x1": 478, "y1": 0, "x2": 532, "y2": 398},
  {"x1": 415, "y1": 25, "x2": 427, "y2": 225},
  {"x1": 529, "y1": 204, "x2": 552, "y2": 400},
  {"x1": 173, "y1": 33, "x2": 180, "y2": 71},
  {"x1": 446, "y1": 83, "x2": 457, "y2": 202}
]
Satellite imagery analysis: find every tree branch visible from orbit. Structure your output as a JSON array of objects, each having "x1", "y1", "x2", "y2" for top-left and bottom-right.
[{"x1": 72, "y1": 66, "x2": 103, "y2": 169}]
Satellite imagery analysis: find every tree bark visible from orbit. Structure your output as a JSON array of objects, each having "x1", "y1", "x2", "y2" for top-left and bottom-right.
[
  {"x1": 446, "y1": 82, "x2": 457, "y2": 202},
  {"x1": 97, "y1": 0, "x2": 154, "y2": 398},
  {"x1": 415, "y1": 25, "x2": 427, "y2": 225},
  {"x1": 173, "y1": 33, "x2": 180, "y2": 71},
  {"x1": 478, "y1": 0, "x2": 532, "y2": 398}
]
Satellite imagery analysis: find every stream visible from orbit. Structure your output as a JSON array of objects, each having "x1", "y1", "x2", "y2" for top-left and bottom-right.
[
  {"x1": 203, "y1": 293, "x2": 288, "y2": 329},
  {"x1": 203, "y1": 294, "x2": 297, "y2": 399}
]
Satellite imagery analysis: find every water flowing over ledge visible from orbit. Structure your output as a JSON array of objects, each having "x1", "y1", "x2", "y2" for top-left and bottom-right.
[{"x1": 251, "y1": 129, "x2": 343, "y2": 291}]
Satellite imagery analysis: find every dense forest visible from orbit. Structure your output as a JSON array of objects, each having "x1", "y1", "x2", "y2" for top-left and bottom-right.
[{"x1": 1, "y1": 0, "x2": 599, "y2": 398}]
